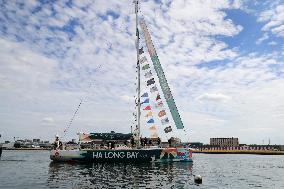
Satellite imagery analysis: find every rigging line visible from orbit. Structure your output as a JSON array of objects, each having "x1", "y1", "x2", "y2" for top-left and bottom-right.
[
  {"x1": 182, "y1": 127, "x2": 191, "y2": 144},
  {"x1": 62, "y1": 64, "x2": 102, "y2": 138}
]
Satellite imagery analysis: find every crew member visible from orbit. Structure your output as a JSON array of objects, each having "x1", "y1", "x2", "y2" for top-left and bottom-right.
[
  {"x1": 157, "y1": 137, "x2": 161, "y2": 147},
  {"x1": 144, "y1": 137, "x2": 148, "y2": 147},
  {"x1": 148, "y1": 139, "x2": 152, "y2": 146},
  {"x1": 130, "y1": 136, "x2": 135, "y2": 148},
  {"x1": 124, "y1": 140, "x2": 128, "y2": 146},
  {"x1": 140, "y1": 137, "x2": 144, "y2": 147},
  {"x1": 53, "y1": 135, "x2": 63, "y2": 150},
  {"x1": 111, "y1": 141, "x2": 115, "y2": 149},
  {"x1": 168, "y1": 138, "x2": 172, "y2": 147}
]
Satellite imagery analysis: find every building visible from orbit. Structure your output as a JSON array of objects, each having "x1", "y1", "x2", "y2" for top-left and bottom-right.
[
  {"x1": 2, "y1": 142, "x2": 15, "y2": 149},
  {"x1": 210, "y1": 137, "x2": 239, "y2": 147},
  {"x1": 279, "y1": 145, "x2": 284, "y2": 151},
  {"x1": 169, "y1": 137, "x2": 181, "y2": 146},
  {"x1": 33, "y1": 139, "x2": 40, "y2": 143},
  {"x1": 188, "y1": 142, "x2": 203, "y2": 148}
]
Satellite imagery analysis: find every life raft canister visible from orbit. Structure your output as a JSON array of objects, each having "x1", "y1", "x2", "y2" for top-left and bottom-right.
[
  {"x1": 189, "y1": 149, "x2": 193, "y2": 158},
  {"x1": 55, "y1": 151, "x2": 59, "y2": 156}
]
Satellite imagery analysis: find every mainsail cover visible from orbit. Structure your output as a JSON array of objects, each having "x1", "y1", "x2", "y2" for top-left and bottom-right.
[
  {"x1": 78, "y1": 132, "x2": 132, "y2": 141},
  {"x1": 140, "y1": 19, "x2": 184, "y2": 129}
]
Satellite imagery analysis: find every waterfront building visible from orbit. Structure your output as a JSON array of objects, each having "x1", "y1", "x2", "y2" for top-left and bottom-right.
[
  {"x1": 2, "y1": 139, "x2": 52, "y2": 149},
  {"x1": 188, "y1": 142, "x2": 203, "y2": 148},
  {"x1": 169, "y1": 137, "x2": 181, "y2": 146},
  {"x1": 210, "y1": 137, "x2": 239, "y2": 147},
  {"x1": 2, "y1": 142, "x2": 15, "y2": 149},
  {"x1": 33, "y1": 139, "x2": 40, "y2": 143}
]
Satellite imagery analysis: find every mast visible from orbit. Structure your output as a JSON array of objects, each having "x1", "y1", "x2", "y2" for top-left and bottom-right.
[{"x1": 134, "y1": 0, "x2": 141, "y2": 146}]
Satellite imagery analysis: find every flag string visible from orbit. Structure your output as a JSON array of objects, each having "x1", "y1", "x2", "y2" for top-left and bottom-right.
[{"x1": 62, "y1": 64, "x2": 102, "y2": 138}]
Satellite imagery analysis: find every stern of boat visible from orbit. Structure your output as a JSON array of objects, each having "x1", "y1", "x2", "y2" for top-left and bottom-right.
[
  {"x1": 158, "y1": 147, "x2": 193, "y2": 162},
  {"x1": 50, "y1": 149, "x2": 86, "y2": 162}
]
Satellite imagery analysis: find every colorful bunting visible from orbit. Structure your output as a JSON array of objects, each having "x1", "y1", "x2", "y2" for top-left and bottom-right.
[
  {"x1": 141, "y1": 92, "x2": 148, "y2": 97},
  {"x1": 141, "y1": 98, "x2": 149, "y2": 104},
  {"x1": 147, "y1": 78, "x2": 155, "y2": 86},
  {"x1": 144, "y1": 70, "x2": 153, "y2": 78},
  {"x1": 147, "y1": 118, "x2": 154, "y2": 124},
  {"x1": 155, "y1": 101, "x2": 164, "y2": 108},
  {"x1": 164, "y1": 126, "x2": 172, "y2": 133},
  {"x1": 149, "y1": 125, "x2": 157, "y2": 130},
  {"x1": 145, "y1": 111, "x2": 153, "y2": 118},
  {"x1": 140, "y1": 56, "x2": 147, "y2": 64},
  {"x1": 156, "y1": 93, "x2": 161, "y2": 101},
  {"x1": 158, "y1": 110, "x2": 166, "y2": 117},
  {"x1": 142, "y1": 64, "x2": 150, "y2": 70},
  {"x1": 139, "y1": 47, "x2": 144, "y2": 55},
  {"x1": 161, "y1": 117, "x2": 169, "y2": 125},
  {"x1": 143, "y1": 105, "x2": 151, "y2": 110},
  {"x1": 150, "y1": 85, "x2": 158, "y2": 93},
  {"x1": 140, "y1": 19, "x2": 184, "y2": 130}
]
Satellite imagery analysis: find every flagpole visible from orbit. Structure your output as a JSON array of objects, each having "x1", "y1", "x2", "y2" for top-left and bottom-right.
[{"x1": 134, "y1": 0, "x2": 141, "y2": 147}]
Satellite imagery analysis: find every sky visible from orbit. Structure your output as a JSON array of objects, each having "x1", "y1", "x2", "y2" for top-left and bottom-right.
[{"x1": 0, "y1": 0, "x2": 284, "y2": 144}]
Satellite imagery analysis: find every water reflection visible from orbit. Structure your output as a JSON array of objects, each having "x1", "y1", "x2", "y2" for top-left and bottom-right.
[{"x1": 48, "y1": 162, "x2": 193, "y2": 188}]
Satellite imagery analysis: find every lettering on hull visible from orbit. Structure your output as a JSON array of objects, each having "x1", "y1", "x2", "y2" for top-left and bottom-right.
[{"x1": 92, "y1": 151, "x2": 140, "y2": 159}]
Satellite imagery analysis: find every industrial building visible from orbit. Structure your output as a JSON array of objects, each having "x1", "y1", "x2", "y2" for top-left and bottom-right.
[{"x1": 210, "y1": 137, "x2": 239, "y2": 147}]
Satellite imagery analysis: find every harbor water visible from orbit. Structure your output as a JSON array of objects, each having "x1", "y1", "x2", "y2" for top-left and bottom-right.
[{"x1": 0, "y1": 150, "x2": 284, "y2": 188}]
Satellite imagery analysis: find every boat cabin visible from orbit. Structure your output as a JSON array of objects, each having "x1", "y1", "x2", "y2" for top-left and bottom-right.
[{"x1": 77, "y1": 131, "x2": 162, "y2": 150}]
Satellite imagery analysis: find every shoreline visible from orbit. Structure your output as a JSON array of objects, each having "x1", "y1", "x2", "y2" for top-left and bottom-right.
[
  {"x1": 3, "y1": 148, "x2": 50, "y2": 151},
  {"x1": 192, "y1": 150, "x2": 284, "y2": 155}
]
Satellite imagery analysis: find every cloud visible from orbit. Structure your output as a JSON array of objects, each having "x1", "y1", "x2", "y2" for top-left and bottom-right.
[
  {"x1": 258, "y1": 4, "x2": 284, "y2": 38},
  {"x1": 256, "y1": 33, "x2": 269, "y2": 44},
  {"x1": 268, "y1": 41, "x2": 277, "y2": 45},
  {"x1": 138, "y1": 0, "x2": 243, "y2": 67},
  {"x1": 1, "y1": 1, "x2": 284, "y2": 144},
  {"x1": 197, "y1": 93, "x2": 231, "y2": 102},
  {"x1": 0, "y1": 38, "x2": 57, "y2": 90},
  {"x1": 42, "y1": 117, "x2": 54, "y2": 124},
  {"x1": 120, "y1": 95, "x2": 133, "y2": 103},
  {"x1": 168, "y1": 51, "x2": 284, "y2": 143}
]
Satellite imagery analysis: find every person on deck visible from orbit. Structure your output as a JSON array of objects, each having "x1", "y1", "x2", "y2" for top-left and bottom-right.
[
  {"x1": 144, "y1": 137, "x2": 148, "y2": 148},
  {"x1": 157, "y1": 137, "x2": 161, "y2": 147},
  {"x1": 124, "y1": 140, "x2": 128, "y2": 146},
  {"x1": 53, "y1": 135, "x2": 63, "y2": 150},
  {"x1": 140, "y1": 137, "x2": 144, "y2": 147},
  {"x1": 148, "y1": 139, "x2": 152, "y2": 147},
  {"x1": 130, "y1": 137, "x2": 135, "y2": 148},
  {"x1": 111, "y1": 141, "x2": 115, "y2": 149},
  {"x1": 168, "y1": 138, "x2": 172, "y2": 148},
  {"x1": 100, "y1": 141, "x2": 105, "y2": 149},
  {"x1": 108, "y1": 142, "x2": 112, "y2": 149}
]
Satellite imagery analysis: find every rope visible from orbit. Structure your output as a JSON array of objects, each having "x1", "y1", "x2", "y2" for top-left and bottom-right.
[
  {"x1": 63, "y1": 99, "x2": 83, "y2": 137},
  {"x1": 62, "y1": 64, "x2": 102, "y2": 138}
]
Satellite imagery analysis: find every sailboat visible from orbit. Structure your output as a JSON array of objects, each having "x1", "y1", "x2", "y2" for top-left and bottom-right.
[
  {"x1": 0, "y1": 134, "x2": 2, "y2": 158},
  {"x1": 50, "y1": 0, "x2": 193, "y2": 163}
]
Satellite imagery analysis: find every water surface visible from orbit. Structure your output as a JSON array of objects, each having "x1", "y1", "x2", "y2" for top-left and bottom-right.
[{"x1": 0, "y1": 150, "x2": 283, "y2": 188}]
